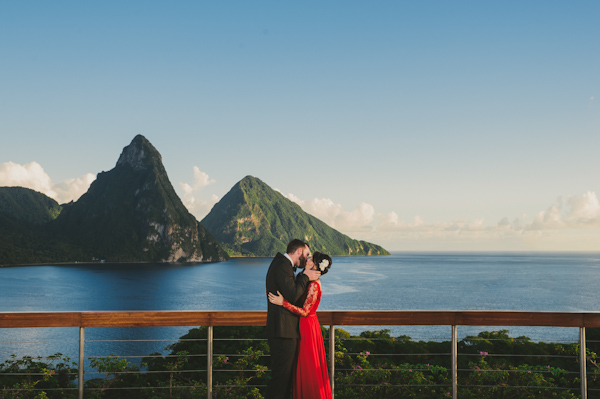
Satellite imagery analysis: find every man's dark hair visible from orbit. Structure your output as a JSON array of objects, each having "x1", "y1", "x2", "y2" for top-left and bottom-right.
[{"x1": 286, "y1": 239, "x2": 309, "y2": 254}]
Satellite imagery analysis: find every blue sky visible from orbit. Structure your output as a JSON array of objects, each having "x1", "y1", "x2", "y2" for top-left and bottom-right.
[{"x1": 1, "y1": 1, "x2": 599, "y2": 251}]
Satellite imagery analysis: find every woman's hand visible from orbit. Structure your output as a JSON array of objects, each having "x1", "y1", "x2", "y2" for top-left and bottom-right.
[{"x1": 268, "y1": 290, "x2": 284, "y2": 306}]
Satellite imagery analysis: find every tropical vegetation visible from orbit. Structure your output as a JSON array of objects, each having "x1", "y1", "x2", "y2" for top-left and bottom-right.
[{"x1": 2, "y1": 327, "x2": 598, "y2": 398}]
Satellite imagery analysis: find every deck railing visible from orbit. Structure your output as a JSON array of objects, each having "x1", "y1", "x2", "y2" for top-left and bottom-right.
[{"x1": 2, "y1": 310, "x2": 600, "y2": 398}]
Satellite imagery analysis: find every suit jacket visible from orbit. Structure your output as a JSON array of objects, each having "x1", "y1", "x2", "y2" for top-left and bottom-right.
[{"x1": 265, "y1": 252, "x2": 310, "y2": 338}]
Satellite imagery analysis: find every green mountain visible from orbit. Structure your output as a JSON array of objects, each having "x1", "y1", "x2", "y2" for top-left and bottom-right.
[
  {"x1": 0, "y1": 188, "x2": 83, "y2": 265},
  {"x1": 0, "y1": 135, "x2": 228, "y2": 265},
  {"x1": 201, "y1": 175, "x2": 390, "y2": 257},
  {"x1": 54, "y1": 135, "x2": 229, "y2": 263},
  {"x1": 0, "y1": 187, "x2": 61, "y2": 224}
]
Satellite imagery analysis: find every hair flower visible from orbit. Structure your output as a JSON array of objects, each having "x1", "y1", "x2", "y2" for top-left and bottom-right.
[{"x1": 319, "y1": 259, "x2": 329, "y2": 271}]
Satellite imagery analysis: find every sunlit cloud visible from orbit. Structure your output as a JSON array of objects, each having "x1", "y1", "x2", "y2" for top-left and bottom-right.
[
  {"x1": 378, "y1": 212, "x2": 493, "y2": 235},
  {"x1": 53, "y1": 174, "x2": 97, "y2": 204},
  {"x1": 0, "y1": 161, "x2": 95, "y2": 204},
  {"x1": 276, "y1": 190, "x2": 600, "y2": 250},
  {"x1": 525, "y1": 191, "x2": 600, "y2": 230},
  {"x1": 178, "y1": 166, "x2": 218, "y2": 220},
  {"x1": 277, "y1": 191, "x2": 375, "y2": 232}
]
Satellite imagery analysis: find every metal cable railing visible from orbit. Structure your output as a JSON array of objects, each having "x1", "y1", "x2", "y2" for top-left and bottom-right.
[{"x1": 2, "y1": 310, "x2": 600, "y2": 398}]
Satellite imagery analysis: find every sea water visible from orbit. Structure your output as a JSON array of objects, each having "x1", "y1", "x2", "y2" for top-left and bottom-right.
[{"x1": 1, "y1": 252, "x2": 600, "y2": 362}]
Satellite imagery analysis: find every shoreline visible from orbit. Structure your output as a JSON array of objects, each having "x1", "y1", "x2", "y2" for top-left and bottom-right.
[
  {"x1": 0, "y1": 253, "x2": 399, "y2": 268},
  {"x1": 2, "y1": 251, "x2": 599, "y2": 268}
]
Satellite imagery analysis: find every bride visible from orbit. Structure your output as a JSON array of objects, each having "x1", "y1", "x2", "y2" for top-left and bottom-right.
[{"x1": 268, "y1": 251, "x2": 333, "y2": 399}]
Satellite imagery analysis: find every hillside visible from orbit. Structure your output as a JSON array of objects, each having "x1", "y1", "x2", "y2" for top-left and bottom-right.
[
  {"x1": 53, "y1": 135, "x2": 228, "y2": 262},
  {"x1": 0, "y1": 187, "x2": 61, "y2": 224},
  {"x1": 201, "y1": 175, "x2": 390, "y2": 257},
  {"x1": 0, "y1": 135, "x2": 228, "y2": 265}
]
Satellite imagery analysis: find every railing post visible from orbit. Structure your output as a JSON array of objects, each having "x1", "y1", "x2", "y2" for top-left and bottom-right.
[
  {"x1": 452, "y1": 325, "x2": 457, "y2": 399},
  {"x1": 580, "y1": 327, "x2": 587, "y2": 399},
  {"x1": 78, "y1": 326, "x2": 85, "y2": 399},
  {"x1": 207, "y1": 326, "x2": 213, "y2": 399},
  {"x1": 329, "y1": 324, "x2": 335, "y2": 398}
]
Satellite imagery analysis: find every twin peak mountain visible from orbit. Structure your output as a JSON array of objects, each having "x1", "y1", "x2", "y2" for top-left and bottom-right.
[{"x1": 0, "y1": 135, "x2": 389, "y2": 265}]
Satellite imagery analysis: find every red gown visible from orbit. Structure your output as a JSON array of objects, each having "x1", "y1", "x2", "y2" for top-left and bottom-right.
[{"x1": 282, "y1": 281, "x2": 332, "y2": 399}]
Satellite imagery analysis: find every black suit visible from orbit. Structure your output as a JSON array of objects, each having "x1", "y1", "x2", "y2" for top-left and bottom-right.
[{"x1": 265, "y1": 252, "x2": 309, "y2": 399}]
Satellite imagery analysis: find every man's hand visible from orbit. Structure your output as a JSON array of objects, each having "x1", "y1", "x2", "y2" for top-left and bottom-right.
[
  {"x1": 268, "y1": 290, "x2": 284, "y2": 306},
  {"x1": 304, "y1": 268, "x2": 321, "y2": 281}
]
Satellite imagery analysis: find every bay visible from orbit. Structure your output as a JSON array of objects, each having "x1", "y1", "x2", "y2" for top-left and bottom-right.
[{"x1": 2, "y1": 252, "x2": 600, "y2": 365}]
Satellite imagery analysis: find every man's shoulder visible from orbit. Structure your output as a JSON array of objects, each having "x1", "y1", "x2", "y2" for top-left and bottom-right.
[
  {"x1": 271, "y1": 252, "x2": 288, "y2": 263},
  {"x1": 267, "y1": 252, "x2": 284, "y2": 268},
  {"x1": 268, "y1": 252, "x2": 294, "y2": 273}
]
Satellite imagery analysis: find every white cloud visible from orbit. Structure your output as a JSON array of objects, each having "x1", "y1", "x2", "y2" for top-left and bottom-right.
[
  {"x1": 179, "y1": 167, "x2": 215, "y2": 196},
  {"x1": 192, "y1": 166, "x2": 215, "y2": 188},
  {"x1": 376, "y1": 191, "x2": 600, "y2": 237},
  {"x1": 337, "y1": 202, "x2": 375, "y2": 231},
  {"x1": 0, "y1": 161, "x2": 55, "y2": 196},
  {"x1": 53, "y1": 173, "x2": 96, "y2": 204},
  {"x1": 566, "y1": 191, "x2": 600, "y2": 224},
  {"x1": 178, "y1": 166, "x2": 218, "y2": 220},
  {"x1": 278, "y1": 189, "x2": 600, "y2": 251},
  {"x1": 282, "y1": 191, "x2": 507, "y2": 239},
  {"x1": 378, "y1": 213, "x2": 428, "y2": 231},
  {"x1": 277, "y1": 191, "x2": 375, "y2": 232},
  {"x1": 0, "y1": 161, "x2": 95, "y2": 203},
  {"x1": 379, "y1": 212, "x2": 492, "y2": 235},
  {"x1": 180, "y1": 182, "x2": 194, "y2": 196},
  {"x1": 525, "y1": 191, "x2": 600, "y2": 230},
  {"x1": 182, "y1": 193, "x2": 220, "y2": 221}
]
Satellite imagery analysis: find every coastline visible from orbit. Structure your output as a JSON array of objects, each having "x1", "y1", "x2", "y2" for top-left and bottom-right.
[
  {"x1": 3, "y1": 250, "x2": 599, "y2": 268},
  {"x1": 0, "y1": 253, "x2": 399, "y2": 268}
]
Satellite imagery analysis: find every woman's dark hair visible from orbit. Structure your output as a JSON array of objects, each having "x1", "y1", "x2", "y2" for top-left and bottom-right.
[{"x1": 312, "y1": 252, "x2": 332, "y2": 276}]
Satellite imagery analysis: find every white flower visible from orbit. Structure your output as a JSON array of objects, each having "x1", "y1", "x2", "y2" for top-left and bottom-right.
[{"x1": 319, "y1": 259, "x2": 329, "y2": 271}]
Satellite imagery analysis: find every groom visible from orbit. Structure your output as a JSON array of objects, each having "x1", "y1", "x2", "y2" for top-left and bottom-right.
[{"x1": 265, "y1": 239, "x2": 321, "y2": 399}]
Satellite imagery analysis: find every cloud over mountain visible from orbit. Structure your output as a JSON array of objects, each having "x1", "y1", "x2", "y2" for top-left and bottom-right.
[
  {"x1": 0, "y1": 161, "x2": 95, "y2": 204},
  {"x1": 278, "y1": 191, "x2": 375, "y2": 232},
  {"x1": 178, "y1": 166, "x2": 219, "y2": 220}
]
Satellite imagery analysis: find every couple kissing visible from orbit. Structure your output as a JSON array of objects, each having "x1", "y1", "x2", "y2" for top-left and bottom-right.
[{"x1": 265, "y1": 239, "x2": 333, "y2": 399}]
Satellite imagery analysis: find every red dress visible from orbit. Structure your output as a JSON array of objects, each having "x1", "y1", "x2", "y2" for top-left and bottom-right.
[{"x1": 282, "y1": 281, "x2": 332, "y2": 399}]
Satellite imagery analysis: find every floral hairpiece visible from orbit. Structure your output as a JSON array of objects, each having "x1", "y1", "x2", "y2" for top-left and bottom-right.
[{"x1": 318, "y1": 259, "x2": 329, "y2": 272}]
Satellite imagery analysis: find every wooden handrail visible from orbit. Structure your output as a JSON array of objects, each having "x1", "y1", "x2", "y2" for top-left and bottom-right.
[{"x1": 2, "y1": 310, "x2": 600, "y2": 328}]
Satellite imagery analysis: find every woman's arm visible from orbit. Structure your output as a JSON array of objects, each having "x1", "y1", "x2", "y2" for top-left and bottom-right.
[{"x1": 281, "y1": 282, "x2": 318, "y2": 317}]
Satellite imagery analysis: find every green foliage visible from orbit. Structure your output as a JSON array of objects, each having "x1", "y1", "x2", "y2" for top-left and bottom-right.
[
  {"x1": 142, "y1": 326, "x2": 268, "y2": 398},
  {"x1": 0, "y1": 353, "x2": 77, "y2": 398},
  {"x1": 85, "y1": 354, "x2": 141, "y2": 399},
  {"x1": 201, "y1": 175, "x2": 390, "y2": 257},
  {"x1": 0, "y1": 187, "x2": 61, "y2": 224},
  {"x1": 2, "y1": 328, "x2": 597, "y2": 398},
  {"x1": 0, "y1": 212, "x2": 89, "y2": 265}
]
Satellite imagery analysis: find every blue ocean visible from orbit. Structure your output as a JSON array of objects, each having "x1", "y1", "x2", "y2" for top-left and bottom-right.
[{"x1": 2, "y1": 252, "x2": 600, "y2": 362}]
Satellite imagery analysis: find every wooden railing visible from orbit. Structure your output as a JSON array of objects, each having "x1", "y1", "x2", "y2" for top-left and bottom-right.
[
  {"x1": 2, "y1": 310, "x2": 600, "y2": 399},
  {"x1": 3, "y1": 310, "x2": 600, "y2": 328}
]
